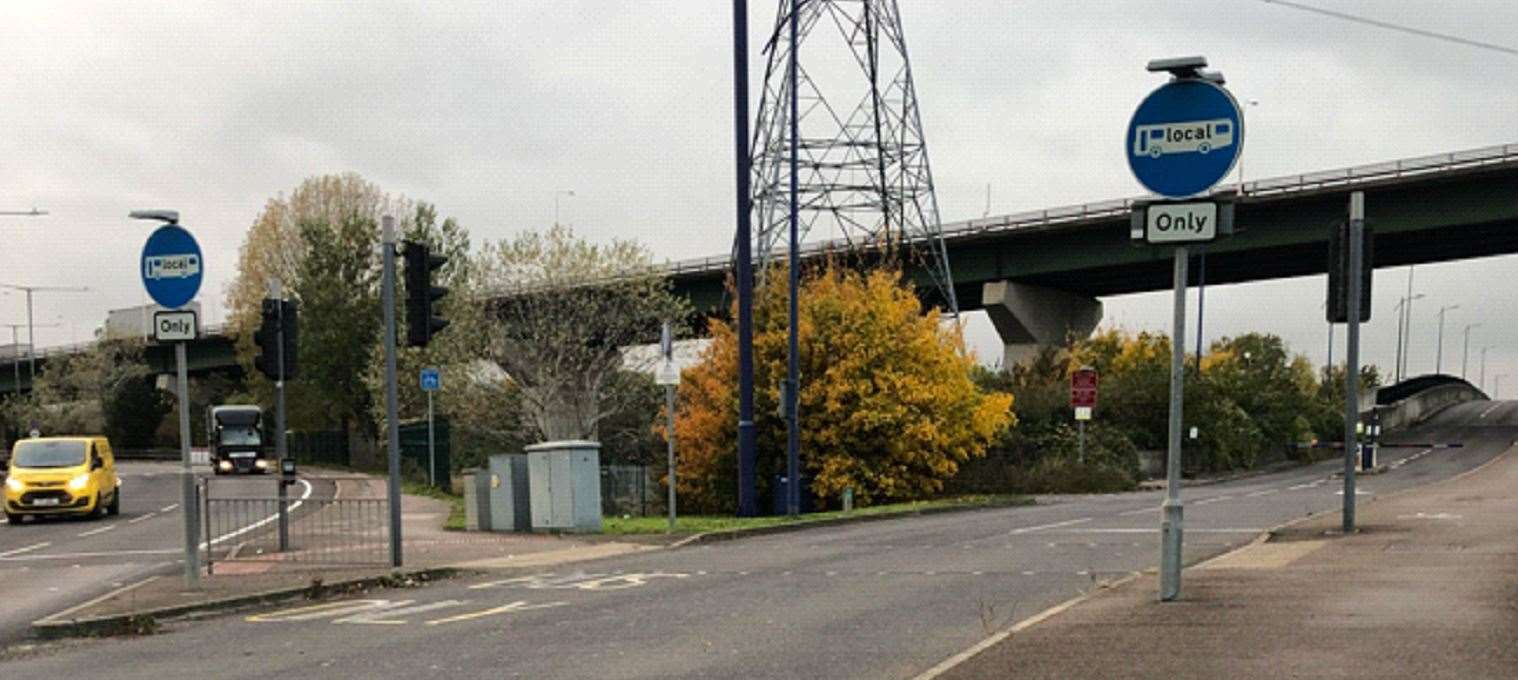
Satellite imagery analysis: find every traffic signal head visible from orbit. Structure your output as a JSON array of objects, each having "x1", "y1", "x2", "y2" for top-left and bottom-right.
[
  {"x1": 252, "y1": 297, "x2": 298, "y2": 380},
  {"x1": 403, "y1": 240, "x2": 450, "y2": 347},
  {"x1": 253, "y1": 298, "x2": 280, "y2": 379}
]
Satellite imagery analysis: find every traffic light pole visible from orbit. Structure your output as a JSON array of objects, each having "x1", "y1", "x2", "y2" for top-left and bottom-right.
[
  {"x1": 271, "y1": 279, "x2": 290, "y2": 553},
  {"x1": 382, "y1": 216, "x2": 403, "y2": 568}
]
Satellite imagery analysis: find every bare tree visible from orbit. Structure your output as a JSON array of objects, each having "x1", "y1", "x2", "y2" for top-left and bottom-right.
[{"x1": 478, "y1": 225, "x2": 688, "y2": 442}]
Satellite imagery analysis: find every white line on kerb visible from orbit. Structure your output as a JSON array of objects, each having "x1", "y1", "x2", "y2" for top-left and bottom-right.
[{"x1": 0, "y1": 541, "x2": 52, "y2": 558}]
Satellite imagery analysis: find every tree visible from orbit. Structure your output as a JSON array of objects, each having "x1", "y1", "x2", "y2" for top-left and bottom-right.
[
  {"x1": 1, "y1": 339, "x2": 165, "y2": 445},
  {"x1": 226, "y1": 173, "x2": 410, "y2": 459},
  {"x1": 476, "y1": 225, "x2": 689, "y2": 442},
  {"x1": 674, "y1": 265, "x2": 1014, "y2": 513}
]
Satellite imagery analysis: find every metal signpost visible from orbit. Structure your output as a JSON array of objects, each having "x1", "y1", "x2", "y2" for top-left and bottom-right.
[
  {"x1": 1126, "y1": 57, "x2": 1243, "y2": 602},
  {"x1": 381, "y1": 216, "x2": 403, "y2": 568},
  {"x1": 420, "y1": 367, "x2": 441, "y2": 488},
  {"x1": 1071, "y1": 367, "x2": 1098, "y2": 462},
  {"x1": 1341, "y1": 192, "x2": 1366, "y2": 533},
  {"x1": 655, "y1": 321, "x2": 680, "y2": 532},
  {"x1": 135, "y1": 211, "x2": 204, "y2": 588}
]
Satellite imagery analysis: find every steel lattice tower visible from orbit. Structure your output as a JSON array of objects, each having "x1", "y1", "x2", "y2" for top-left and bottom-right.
[{"x1": 749, "y1": 0, "x2": 958, "y2": 313}]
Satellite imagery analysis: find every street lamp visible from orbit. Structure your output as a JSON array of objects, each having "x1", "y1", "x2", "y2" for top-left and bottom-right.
[
  {"x1": 1393, "y1": 292, "x2": 1425, "y2": 382},
  {"x1": 0, "y1": 283, "x2": 90, "y2": 384},
  {"x1": 553, "y1": 190, "x2": 575, "y2": 225},
  {"x1": 1461, "y1": 323, "x2": 1482, "y2": 381},
  {"x1": 1480, "y1": 346, "x2": 1495, "y2": 392},
  {"x1": 1435, "y1": 304, "x2": 1460, "y2": 374}
]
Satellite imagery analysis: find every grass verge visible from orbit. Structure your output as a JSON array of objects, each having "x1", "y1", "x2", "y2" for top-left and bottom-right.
[{"x1": 600, "y1": 494, "x2": 1032, "y2": 536}]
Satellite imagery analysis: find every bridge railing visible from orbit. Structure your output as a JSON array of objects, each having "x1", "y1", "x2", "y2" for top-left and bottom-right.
[
  {"x1": 657, "y1": 142, "x2": 1518, "y2": 278},
  {"x1": 1, "y1": 323, "x2": 230, "y2": 365}
]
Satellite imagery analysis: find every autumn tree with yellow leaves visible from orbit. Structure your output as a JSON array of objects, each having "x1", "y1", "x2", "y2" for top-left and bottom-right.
[{"x1": 672, "y1": 266, "x2": 1014, "y2": 513}]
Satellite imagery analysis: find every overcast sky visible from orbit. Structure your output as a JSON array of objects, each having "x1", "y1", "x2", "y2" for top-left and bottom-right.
[{"x1": 2, "y1": 0, "x2": 1517, "y2": 389}]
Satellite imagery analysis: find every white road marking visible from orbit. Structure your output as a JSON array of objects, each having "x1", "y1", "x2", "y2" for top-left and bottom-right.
[
  {"x1": 1056, "y1": 528, "x2": 1263, "y2": 534},
  {"x1": 0, "y1": 548, "x2": 180, "y2": 562},
  {"x1": 1397, "y1": 512, "x2": 1462, "y2": 520},
  {"x1": 1245, "y1": 489, "x2": 1278, "y2": 497},
  {"x1": 127, "y1": 512, "x2": 158, "y2": 524},
  {"x1": 423, "y1": 600, "x2": 568, "y2": 626},
  {"x1": 160, "y1": 504, "x2": 179, "y2": 513},
  {"x1": 1118, "y1": 507, "x2": 1156, "y2": 516},
  {"x1": 77, "y1": 524, "x2": 118, "y2": 538},
  {"x1": 1008, "y1": 517, "x2": 1092, "y2": 535},
  {"x1": 0, "y1": 541, "x2": 52, "y2": 557},
  {"x1": 1192, "y1": 495, "x2": 1233, "y2": 506},
  {"x1": 1334, "y1": 489, "x2": 1372, "y2": 496},
  {"x1": 334, "y1": 600, "x2": 467, "y2": 625}
]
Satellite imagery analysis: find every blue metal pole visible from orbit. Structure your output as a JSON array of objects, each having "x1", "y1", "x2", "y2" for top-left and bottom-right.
[
  {"x1": 732, "y1": 0, "x2": 758, "y2": 517},
  {"x1": 785, "y1": 0, "x2": 801, "y2": 517}
]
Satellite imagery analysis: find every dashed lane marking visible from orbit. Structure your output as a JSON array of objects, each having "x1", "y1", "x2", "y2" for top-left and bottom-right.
[
  {"x1": 423, "y1": 600, "x2": 569, "y2": 626},
  {"x1": 1192, "y1": 495, "x2": 1233, "y2": 506},
  {"x1": 1008, "y1": 517, "x2": 1092, "y2": 535},
  {"x1": 127, "y1": 512, "x2": 158, "y2": 524},
  {"x1": 0, "y1": 541, "x2": 51, "y2": 557},
  {"x1": 77, "y1": 524, "x2": 118, "y2": 538},
  {"x1": 1245, "y1": 489, "x2": 1278, "y2": 497},
  {"x1": 159, "y1": 504, "x2": 179, "y2": 513}
]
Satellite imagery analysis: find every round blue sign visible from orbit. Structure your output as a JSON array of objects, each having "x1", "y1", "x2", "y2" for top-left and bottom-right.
[
  {"x1": 1125, "y1": 79, "x2": 1244, "y2": 199},
  {"x1": 140, "y1": 224, "x2": 203, "y2": 309}
]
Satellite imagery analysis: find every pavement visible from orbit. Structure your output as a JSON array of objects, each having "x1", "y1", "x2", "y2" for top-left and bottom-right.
[
  {"x1": 0, "y1": 400, "x2": 1509, "y2": 678},
  {"x1": 938, "y1": 420, "x2": 1518, "y2": 679}
]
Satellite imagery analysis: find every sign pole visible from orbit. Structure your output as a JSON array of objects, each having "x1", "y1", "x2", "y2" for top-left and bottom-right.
[
  {"x1": 1160, "y1": 245, "x2": 1188, "y2": 601},
  {"x1": 1342, "y1": 192, "x2": 1364, "y2": 534},
  {"x1": 382, "y1": 216, "x2": 403, "y2": 568},
  {"x1": 1078, "y1": 420, "x2": 1086, "y2": 464},
  {"x1": 427, "y1": 390, "x2": 436, "y2": 489},
  {"x1": 657, "y1": 320, "x2": 679, "y2": 531},
  {"x1": 176, "y1": 340, "x2": 199, "y2": 588}
]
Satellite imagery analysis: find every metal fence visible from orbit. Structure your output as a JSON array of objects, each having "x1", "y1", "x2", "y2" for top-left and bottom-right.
[{"x1": 201, "y1": 476, "x2": 390, "y2": 572}]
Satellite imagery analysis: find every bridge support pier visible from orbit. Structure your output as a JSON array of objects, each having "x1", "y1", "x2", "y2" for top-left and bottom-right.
[{"x1": 982, "y1": 281, "x2": 1103, "y2": 369}]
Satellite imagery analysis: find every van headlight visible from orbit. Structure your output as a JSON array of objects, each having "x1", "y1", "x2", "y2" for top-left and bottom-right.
[
  {"x1": 4, "y1": 477, "x2": 22, "y2": 493},
  {"x1": 67, "y1": 473, "x2": 90, "y2": 491}
]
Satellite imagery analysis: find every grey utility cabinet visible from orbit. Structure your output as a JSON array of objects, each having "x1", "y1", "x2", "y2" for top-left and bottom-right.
[
  {"x1": 487, "y1": 453, "x2": 532, "y2": 532},
  {"x1": 526, "y1": 440, "x2": 602, "y2": 533},
  {"x1": 463, "y1": 468, "x2": 491, "y2": 532}
]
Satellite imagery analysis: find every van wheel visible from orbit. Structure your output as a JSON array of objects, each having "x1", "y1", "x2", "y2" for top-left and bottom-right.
[{"x1": 107, "y1": 489, "x2": 121, "y2": 516}]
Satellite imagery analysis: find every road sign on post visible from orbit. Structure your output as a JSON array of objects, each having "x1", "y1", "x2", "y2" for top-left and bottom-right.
[
  {"x1": 420, "y1": 367, "x2": 440, "y2": 488},
  {"x1": 152, "y1": 310, "x2": 198, "y2": 343},
  {"x1": 1127, "y1": 57, "x2": 1243, "y2": 604},
  {"x1": 1126, "y1": 76, "x2": 1244, "y2": 199},
  {"x1": 420, "y1": 368, "x2": 441, "y2": 392},
  {"x1": 136, "y1": 214, "x2": 203, "y2": 590},
  {"x1": 1070, "y1": 367, "x2": 1099, "y2": 410}
]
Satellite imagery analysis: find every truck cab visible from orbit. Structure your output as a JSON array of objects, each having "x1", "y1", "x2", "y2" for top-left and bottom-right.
[{"x1": 207, "y1": 405, "x2": 271, "y2": 474}]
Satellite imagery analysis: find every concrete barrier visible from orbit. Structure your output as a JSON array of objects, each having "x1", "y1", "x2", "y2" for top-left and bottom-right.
[{"x1": 1375, "y1": 379, "x2": 1488, "y2": 432}]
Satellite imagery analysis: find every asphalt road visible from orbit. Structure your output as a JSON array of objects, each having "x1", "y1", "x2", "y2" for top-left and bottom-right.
[
  {"x1": 2, "y1": 401, "x2": 1512, "y2": 678},
  {"x1": 0, "y1": 463, "x2": 330, "y2": 644}
]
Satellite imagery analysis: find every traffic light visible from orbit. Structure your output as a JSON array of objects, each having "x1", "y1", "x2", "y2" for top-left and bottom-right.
[
  {"x1": 1326, "y1": 220, "x2": 1373, "y2": 323},
  {"x1": 403, "y1": 240, "x2": 449, "y2": 347},
  {"x1": 252, "y1": 297, "x2": 299, "y2": 380},
  {"x1": 279, "y1": 299, "x2": 298, "y2": 379}
]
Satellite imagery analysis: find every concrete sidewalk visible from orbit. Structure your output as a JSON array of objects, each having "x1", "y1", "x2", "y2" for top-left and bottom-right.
[{"x1": 940, "y1": 448, "x2": 1518, "y2": 680}]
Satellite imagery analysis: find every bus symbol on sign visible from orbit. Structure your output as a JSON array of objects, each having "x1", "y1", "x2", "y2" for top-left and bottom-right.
[
  {"x1": 1133, "y1": 119, "x2": 1234, "y2": 158},
  {"x1": 144, "y1": 254, "x2": 201, "y2": 280}
]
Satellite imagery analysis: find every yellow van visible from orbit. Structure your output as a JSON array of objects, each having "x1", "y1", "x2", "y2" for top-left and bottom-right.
[{"x1": 4, "y1": 437, "x2": 120, "y2": 524}]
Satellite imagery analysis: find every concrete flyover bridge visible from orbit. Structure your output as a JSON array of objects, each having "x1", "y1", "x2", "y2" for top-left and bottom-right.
[{"x1": 667, "y1": 143, "x2": 1518, "y2": 365}]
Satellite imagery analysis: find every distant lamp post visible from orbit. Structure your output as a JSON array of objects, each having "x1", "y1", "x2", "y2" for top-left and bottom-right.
[
  {"x1": 0, "y1": 283, "x2": 90, "y2": 384},
  {"x1": 553, "y1": 189, "x2": 576, "y2": 225},
  {"x1": 1461, "y1": 323, "x2": 1481, "y2": 381},
  {"x1": 1435, "y1": 304, "x2": 1460, "y2": 374}
]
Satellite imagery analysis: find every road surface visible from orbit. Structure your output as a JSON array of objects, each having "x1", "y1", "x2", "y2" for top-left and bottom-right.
[{"x1": 2, "y1": 401, "x2": 1512, "y2": 678}]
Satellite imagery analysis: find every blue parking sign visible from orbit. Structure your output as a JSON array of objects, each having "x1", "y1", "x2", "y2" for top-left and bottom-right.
[
  {"x1": 420, "y1": 368, "x2": 441, "y2": 392},
  {"x1": 1126, "y1": 79, "x2": 1244, "y2": 199},
  {"x1": 140, "y1": 225, "x2": 203, "y2": 309}
]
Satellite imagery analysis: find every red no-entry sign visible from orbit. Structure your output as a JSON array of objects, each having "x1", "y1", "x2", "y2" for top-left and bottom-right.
[{"x1": 1071, "y1": 368, "x2": 1099, "y2": 409}]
